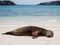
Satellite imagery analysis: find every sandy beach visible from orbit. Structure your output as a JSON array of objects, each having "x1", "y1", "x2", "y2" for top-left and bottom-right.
[{"x1": 0, "y1": 16, "x2": 60, "y2": 45}]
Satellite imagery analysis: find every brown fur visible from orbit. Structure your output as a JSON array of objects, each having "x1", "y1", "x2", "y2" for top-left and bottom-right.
[{"x1": 2, "y1": 26, "x2": 54, "y2": 39}]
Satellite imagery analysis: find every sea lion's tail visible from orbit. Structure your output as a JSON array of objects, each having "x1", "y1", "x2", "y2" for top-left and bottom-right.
[{"x1": 2, "y1": 31, "x2": 13, "y2": 35}]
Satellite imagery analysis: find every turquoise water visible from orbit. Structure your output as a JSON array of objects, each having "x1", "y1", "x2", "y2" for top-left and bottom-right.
[{"x1": 0, "y1": 5, "x2": 60, "y2": 17}]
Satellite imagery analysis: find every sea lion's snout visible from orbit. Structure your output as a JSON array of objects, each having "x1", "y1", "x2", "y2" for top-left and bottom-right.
[
  {"x1": 46, "y1": 30, "x2": 54, "y2": 38},
  {"x1": 47, "y1": 34, "x2": 53, "y2": 38}
]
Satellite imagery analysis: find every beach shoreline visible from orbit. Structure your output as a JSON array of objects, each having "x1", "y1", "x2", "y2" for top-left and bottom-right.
[{"x1": 0, "y1": 16, "x2": 60, "y2": 45}]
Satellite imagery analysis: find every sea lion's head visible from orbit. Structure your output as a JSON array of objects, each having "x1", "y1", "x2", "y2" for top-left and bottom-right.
[{"x1": 46, "y1": 30, "x2": 54, "y2": 38}]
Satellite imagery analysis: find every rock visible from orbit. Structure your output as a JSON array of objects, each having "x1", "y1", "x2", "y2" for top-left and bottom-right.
[
  {"x1": 39, "y1": 1, "x2": 60, "y2": 5},
  {"x1": 0, "y1": 1, "x2": 16, "y2": 5}
]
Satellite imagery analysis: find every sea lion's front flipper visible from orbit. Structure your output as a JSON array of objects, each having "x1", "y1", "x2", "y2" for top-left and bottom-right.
[
  {"x1": 32, "y1": 36, "x2": 37, "y2": 39},
  {"x1": 32, "y1": 31, "x2": 39, "y2": 39}
]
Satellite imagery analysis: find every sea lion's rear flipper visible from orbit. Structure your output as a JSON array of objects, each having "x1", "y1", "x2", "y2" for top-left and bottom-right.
[{"x1": 2, "y1": 31, "x2": 13, "y2": 35}]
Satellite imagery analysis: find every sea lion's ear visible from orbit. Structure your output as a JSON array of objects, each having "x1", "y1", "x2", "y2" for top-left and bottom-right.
[{"x1": 32, "y1": 31, "x2": 39, "y2": 39}]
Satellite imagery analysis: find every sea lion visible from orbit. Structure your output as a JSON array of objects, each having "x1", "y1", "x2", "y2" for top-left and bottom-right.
[{"x1": 2, "y1": 26, "x2": 54, "y2": 39}]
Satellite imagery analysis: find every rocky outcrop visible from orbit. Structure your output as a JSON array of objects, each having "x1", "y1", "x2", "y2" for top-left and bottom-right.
[
  {"x1": 39, "y1": 1, "x2": 60, "y2": 5},
  {"x1": 0, "y1": 1, "x2": 16, "y2": 5}
]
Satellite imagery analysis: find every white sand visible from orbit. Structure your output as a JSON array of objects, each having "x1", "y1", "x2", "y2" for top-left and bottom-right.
[{"x1": 0, "y1": 16, "x2": 60, "y2": 45}]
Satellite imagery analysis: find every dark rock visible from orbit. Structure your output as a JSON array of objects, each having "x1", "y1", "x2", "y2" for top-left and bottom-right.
[
  {"x1": 0, "y1": 1, "x2": 16, "y2": 5},
  {"x1": 39, "y1": 1, "x2": 60, "y2": 5}
]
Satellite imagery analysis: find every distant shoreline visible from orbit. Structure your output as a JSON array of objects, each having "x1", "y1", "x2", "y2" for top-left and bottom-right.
[
  {"x1": 39, "y1": 1, "x2": 60, "y2": 5},
  {"x1": 0, "y1": 1, "x2": 16, "y2": 5}
]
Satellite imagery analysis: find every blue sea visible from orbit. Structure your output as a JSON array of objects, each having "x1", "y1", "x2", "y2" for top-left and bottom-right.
[{"x1": 0, "y1": 5, "x2": 60, "y2": 17}]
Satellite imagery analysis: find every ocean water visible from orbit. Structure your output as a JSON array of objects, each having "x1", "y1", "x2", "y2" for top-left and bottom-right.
[
  {"x1": 0, "y1": 5, "x2": 60, "y2": 16},
  {"x1": 0, "y1": 5, "x2": 60, "y2": 45}
]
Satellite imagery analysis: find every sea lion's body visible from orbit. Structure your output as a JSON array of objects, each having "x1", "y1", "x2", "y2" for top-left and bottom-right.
[{"x1": 2, "y1": 26, "x2": 54, "y2": 39}]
